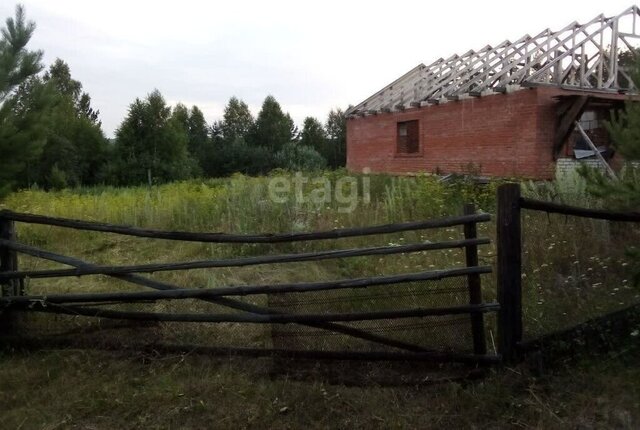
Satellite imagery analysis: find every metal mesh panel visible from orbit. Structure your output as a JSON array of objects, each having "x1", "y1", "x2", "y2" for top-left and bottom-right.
[
  {"x1": 521, "y1": 211, "x2": 640, "y2": 340},
  {"x1": 14, "y1": 277, "x2": 489, "y2": 355},
  {"x1": 268, "y1": 277, "x2": 476, "y2": 352},
  {"x1": 6, "y1": 224, "x2": 494, "y2": 358}
]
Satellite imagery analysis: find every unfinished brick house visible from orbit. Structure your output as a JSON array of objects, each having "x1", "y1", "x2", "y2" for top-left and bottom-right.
[{"x1": 346, "y1": 6, "x2": 640, "y2": 179}]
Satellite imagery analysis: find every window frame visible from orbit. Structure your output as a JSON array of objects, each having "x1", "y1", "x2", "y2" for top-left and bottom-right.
[{"x1": 395, "y1": 119, "x2": 422, "y2": 157}]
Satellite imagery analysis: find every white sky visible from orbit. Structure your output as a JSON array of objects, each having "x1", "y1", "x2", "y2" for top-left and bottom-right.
[{"x1": 1, "y1": 0, "x2": 636, "y2": 137}]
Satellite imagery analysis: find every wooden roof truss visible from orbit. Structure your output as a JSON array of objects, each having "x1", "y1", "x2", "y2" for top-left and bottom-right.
[{"x1": 348, "y1": 6, "x2": 640, "y2": 116}]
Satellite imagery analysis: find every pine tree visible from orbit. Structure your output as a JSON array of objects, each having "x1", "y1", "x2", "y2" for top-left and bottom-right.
[
  {"x1": 187, "y1": 105, "x2": 209, "y2": 166},
  {"x1": 0, "y1": 5, "x2": 42, "y2": 100},
  {"x1": 325, "y1": 108, "x2": 347, "y2": 168},
  {"x1": 113, "y1": 90, "x2": 195, "y2": 185},
  {"x1": 0, "y1": 5, "x2": 49, "y2": 196},
  {"x1": 580, "y1": 58, "x2": 640, "y2": 284},
  {"x1": 221, "y1": 96, "x2": 253, "y2": 143},
  {"x1": 247, "y1": 95, "x2": 293, "y2": 151},
  {"x1": 26, "y1": 59, "x2": 109, "y2": 188},
  {"x1": 581, "y1": 67, "x2": 640, "y2": 209},
  {"x1": 300, "y1": 116, "x2": 326, "y2": 151}
]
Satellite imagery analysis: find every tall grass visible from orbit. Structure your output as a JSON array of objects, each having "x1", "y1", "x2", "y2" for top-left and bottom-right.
[{"x1": 1, "y1": 171, "x2": 637, "y2": 349}]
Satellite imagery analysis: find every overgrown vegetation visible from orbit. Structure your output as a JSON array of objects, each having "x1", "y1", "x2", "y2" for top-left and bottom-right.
[
  {"x1": 2, "y1": 5, "x2": 639, "y2": 429},
  {"x1": 1, "y1": 171, "x2": 637, "y2": 344},
  {"x1": 1, "y1": 171, "x2": 639, "y2": 428}
]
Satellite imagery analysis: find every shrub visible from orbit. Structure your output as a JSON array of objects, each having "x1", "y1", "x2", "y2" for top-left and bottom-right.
[{"x1": 274, "y1": 142, "x2": 326, "y2": 172}]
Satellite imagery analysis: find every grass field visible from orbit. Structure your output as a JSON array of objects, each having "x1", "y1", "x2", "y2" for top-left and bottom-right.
[
  {"x1": 1, "y1": 170, "x2": 639, "y2": 428},
  {"x1": 1, "y1": 347, "x2": 639, "y2": 429}
]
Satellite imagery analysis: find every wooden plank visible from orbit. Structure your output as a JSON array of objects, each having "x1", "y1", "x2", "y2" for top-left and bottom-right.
[
  {"x1": 0, "y1": 210, "x2": 491, "y2": 244},
  {"x1": 0, "y1": 217, "x2": 20, "y2": 335},
  {"x1": 0, "y1": 219, "x2": 19, "y2": 297},
  {"x1": 3, "y1": 240, "x2": 431, "y2": 353},
  {"x1": 0, "y1": 238, "x2": 491, "y2": 280},
  {"x1": 554, "y1": 97, "x2": 575, "y2": 117},
  {"x1": 519, "y1": 197, "x2": 640, "y2": 221},
  {"x1": 553, "y1": 95, "x2": 588, "y2": 158},
  {"x1": 574, "y1": 121, "x2": 618, "y2": 179},
  {"x1": 24, "y1": 302, "x2": 501, "y2": 324},
  {"x1": 0, "y1": 265, "x2": 492, "y2": 306},
  {"x1": 496, "y1": 184, "x2": 522, "y2": 364},
  {"x1": 463, "y1": 204, "x2": 487, "y2": 355}
]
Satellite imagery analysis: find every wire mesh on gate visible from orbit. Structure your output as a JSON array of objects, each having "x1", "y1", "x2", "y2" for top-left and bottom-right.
[
  {"x1": 521, "y1": 210, "x2": 640, "y2": 340},
  {"x1": 268, "y1": 276, "x2": 486, "y2": 353},
  {"x1": 0, "y1": 209, "x2": 495, "y2": 360}
]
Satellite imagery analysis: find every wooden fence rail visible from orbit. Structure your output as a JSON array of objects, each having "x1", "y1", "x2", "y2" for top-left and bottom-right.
[
  {"x1": 496, "y1": 184, "x2": 640, "y2": 364},
  {"x1": 0, "y1": 266, "x2": 491, "y2": 307},
  {"x1": 25, "y1": 302, "x2": 501, "y2": 324},
  {"x1": 5, "y1": 189, "x2": 634, "y2": 366},
  {"x1": 519, "y1": 197, "x2": 640, "y2": 222},
  {"x1": 0, "y1": 209, "x2": 490, "y2": 243},
  {"x1": 0, "y1": 206, "x2": 498, "y2": 364},
  {"x1": 0, "y1": 237, "x2": 490, "y2": 280}
]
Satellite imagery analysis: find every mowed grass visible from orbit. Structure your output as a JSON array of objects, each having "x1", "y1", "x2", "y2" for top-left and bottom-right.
[
  {"x1": 1, "y1": 347, "x2": 639, "y2": 429},
  {"x1": 1, "y1": 170, "x2": 639, "y2": 428}
]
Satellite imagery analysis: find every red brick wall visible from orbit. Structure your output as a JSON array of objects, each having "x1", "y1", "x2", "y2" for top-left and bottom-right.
[{"x1": 347, "y1": 87, "x2": 573, "y2": 179}]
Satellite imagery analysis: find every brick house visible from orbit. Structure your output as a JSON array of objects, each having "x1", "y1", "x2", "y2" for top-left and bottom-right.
[{"x1": 346, "y1": 6, "x2": 640, "y2": 179}]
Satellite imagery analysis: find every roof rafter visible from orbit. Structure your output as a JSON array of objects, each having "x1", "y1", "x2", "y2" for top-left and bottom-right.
[{"x1": 348, "y1": 6, "x2": 640, "y2": 117}]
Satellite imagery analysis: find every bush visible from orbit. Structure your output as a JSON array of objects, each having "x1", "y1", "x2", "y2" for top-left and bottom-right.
[
  {"x1": 274, "y1": 142, "x2": 326, "y2": 172},
  {"x1": 203, "y1": 138, "x2": 274, "y2": 177}
]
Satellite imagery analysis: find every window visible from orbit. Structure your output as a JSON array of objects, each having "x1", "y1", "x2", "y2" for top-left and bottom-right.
[
  {"x1": 568, "y1": 109, "x2": 613, "y2": 156},
  {"x1": 397, "y1": 120, "x2": 419, "y2": 154}
]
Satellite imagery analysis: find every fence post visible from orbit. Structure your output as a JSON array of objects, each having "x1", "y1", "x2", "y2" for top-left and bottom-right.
[
  {"x1": 1, "y1": 215, "x2": 21, "y2": 335},
  {"x1": 0, "y1": 216, "x2": 20, "y2": 297},
  {"x1": 496, "y1": 183, "x2": 522, "y2": 364},
  {"x1": 463, "y1": 203, "x2": 487, "y2": 356}
]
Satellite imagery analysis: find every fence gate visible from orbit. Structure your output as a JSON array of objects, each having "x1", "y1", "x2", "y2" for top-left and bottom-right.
[{"x1": 0, "y1": 205, "x2": 500, "y2": 365}]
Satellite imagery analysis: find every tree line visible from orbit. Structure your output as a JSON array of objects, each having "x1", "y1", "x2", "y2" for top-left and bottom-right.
[{"x1": 0, "y1": 6, "x2": 346, "y2": 196}]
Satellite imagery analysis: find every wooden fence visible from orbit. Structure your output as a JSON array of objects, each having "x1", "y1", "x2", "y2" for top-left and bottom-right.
[
  {"x1": 0, "y1": 205, "x2": 500, "y2": 364},
  {"x1": 496, "y1": 183, "x2": 640, "y2": 363},
  {"x1": 4, "y1": 184, "x2": 635, "y2": 366}
]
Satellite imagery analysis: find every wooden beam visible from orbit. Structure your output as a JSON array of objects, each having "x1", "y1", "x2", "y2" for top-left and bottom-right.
[
  {"x1": 0, "y1": 219, "x2": 19, "y2": 297},
  {"x1": 497, "y1": 184, "x2": 523, "y2": 364},
  {"x1": 463, "y1": 204, "x2": 487, "y2": 356},
  {"x1": 5, "y1": 241, "x2": 431, "y2": 353},
  {"x1": 0, "y1": 210, "x2": 491, "y2": 244},
  {"x1": 0, "y1": 266, "x2": 493, "y2": 306},
  {"x1": 519, "y1": 197, "x2": 640, "y2": 221},
  {"x1": 21, "y1": 302, "x2": 501, "y2": 324},
  {"x1": 0, "y1": 238, "x2": 490, "y2": 280},
  {"x1": 574, "y1": 121, "x2": 618, "y2": 179},
  {"x1": 553, "y1": 95, "x2": 588, "y2": 158}
]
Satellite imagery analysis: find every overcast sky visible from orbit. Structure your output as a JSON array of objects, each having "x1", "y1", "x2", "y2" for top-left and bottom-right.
[{"x1": 1, "y1": 0, "x2": 636, "y2": 137}]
